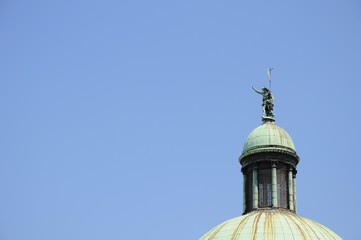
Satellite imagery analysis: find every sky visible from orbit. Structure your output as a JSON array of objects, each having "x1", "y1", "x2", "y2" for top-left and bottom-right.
[{"x1": 0, "y1": 0, "x2": 360, "y2": 239}]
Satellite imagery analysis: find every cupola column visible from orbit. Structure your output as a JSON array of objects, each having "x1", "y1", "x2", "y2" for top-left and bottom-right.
[
  {"x1": 243, "y1": 173, "x2": 246, "y2": 212},
  {"x1": 271, "y1": 162, "x2": 278, "y2": 207},
  {"x1": 288, "y1": 167, "x2": 294, "y2": 211},
  {"x1": 252, "y1": 166, "x2": 258, "y2": 209},
  {"x1": 293, "y1": 172, "x2": 297, "y2": 213}
]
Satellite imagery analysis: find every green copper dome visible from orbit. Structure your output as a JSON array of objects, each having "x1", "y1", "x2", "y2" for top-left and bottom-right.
[
  {"x1": 240, "y1": 122, "x2": 297, "y2": 159},
  {"x1": 200, "y1": 210, "x2": 341, "y2": 240},
  {"x1": 199, "y1": 88, "x2": 342, "y2": 239}
]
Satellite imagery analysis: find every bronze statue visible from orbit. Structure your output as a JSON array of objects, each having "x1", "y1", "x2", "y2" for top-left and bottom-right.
[{"x1": 252, "y1": 86, "x2": 274, "y2": 120}]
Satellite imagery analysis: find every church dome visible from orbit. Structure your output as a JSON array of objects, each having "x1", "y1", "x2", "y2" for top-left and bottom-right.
[
  {"x1": 240, "y1": 122, "x2": 297, "y2": 159},
  {"x1": 200, "y1": 209, "x2": 341, "y2": 240},
  {"x1": 199, "y1": 87, "x2": 342, "y2": 239}
]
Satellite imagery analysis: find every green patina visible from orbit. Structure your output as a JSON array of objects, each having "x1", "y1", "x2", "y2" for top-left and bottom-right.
[{"x1": 240, "y1": 122, "x2": 296, "y2": 159}]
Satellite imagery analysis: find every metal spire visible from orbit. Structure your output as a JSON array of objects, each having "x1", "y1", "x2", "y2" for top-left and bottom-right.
[{"x1": 267, "y1": 67, "x2": 274, "y2": 90}]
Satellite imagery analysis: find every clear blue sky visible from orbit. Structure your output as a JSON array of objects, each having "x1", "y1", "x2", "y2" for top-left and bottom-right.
[{"x1": 0, "y1": 0, "x2": 360, "y2": 239}]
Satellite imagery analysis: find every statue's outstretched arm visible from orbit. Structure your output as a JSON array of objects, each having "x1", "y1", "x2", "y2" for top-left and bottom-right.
[{"x1": 252, "y1": 86, "x2": 263, "y2": 95}]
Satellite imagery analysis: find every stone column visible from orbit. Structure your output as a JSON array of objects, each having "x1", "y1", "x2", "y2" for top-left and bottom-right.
[
  {"x1": 252, "y1": 166, "x2": 258, "y2": 209},
  {"x1": 271, "y1": 162, "x2": 278, "y2": 207},
  {"x1": 243, "y1": 173, "x2": 246, "y2": 213},
  {"x1": 293, "y1": 172, "x2": 297, "y2": 213},
  {"x1": 288, "y1": 167, "x2": 294, "y2": 211}
]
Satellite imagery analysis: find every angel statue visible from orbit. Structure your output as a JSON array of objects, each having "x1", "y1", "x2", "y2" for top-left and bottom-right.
[{"x1": 252, "y1": 86, "x2": 275, "y2": 120}]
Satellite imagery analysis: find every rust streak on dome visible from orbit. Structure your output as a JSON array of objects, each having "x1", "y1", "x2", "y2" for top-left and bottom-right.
[{"x1": 200, "y1": 209, "x2": 341, "y2": 240}]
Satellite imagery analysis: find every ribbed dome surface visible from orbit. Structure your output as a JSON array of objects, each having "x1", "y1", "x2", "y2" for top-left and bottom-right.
[
  {"x1": 241, "y1": 122, "x2": 296, "y2": 158},
  {"x1": 200, "y1": 210, "x2": 341, "y2": 240}
]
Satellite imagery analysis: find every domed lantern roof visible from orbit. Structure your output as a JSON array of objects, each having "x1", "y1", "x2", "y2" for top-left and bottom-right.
[
  {"x1": 240, "y1": 122, "x2": 298, "y2": 164},
  {"x1": 242, "y1": 122, "x2": 296, "y2": 153}
]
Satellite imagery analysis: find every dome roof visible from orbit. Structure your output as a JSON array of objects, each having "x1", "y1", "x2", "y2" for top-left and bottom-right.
[
  {"x1": 240, "y1": 122, "x2": 297, "y2": 159},
  {"x1": 200, "y1": 210, "x2": 341, "y2": 240}
]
